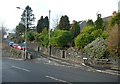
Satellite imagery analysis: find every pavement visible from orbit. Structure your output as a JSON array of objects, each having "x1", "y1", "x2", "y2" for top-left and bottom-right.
[{"x1": 30, "y1": 51, "x2": 120, "y2": 76}]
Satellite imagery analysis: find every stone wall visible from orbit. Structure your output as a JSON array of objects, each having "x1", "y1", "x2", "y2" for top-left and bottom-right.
[
  {"x1": 38, "y1": 46, "x2": 83, "y2": 64},
  {"x1": 28, "y1": 41, "x2": 83, "y2": 64},
  {"x1": 50, "y1": 47, "x2": 62, "y2": 58},
  {"x1": 30, "y1": 41, "x2": 119, "y2": 70},
  {"x1": 2, "y1": 42, "x2": 32, "y2": 59},
  {"x1": 65, "y1": 47, "x2": 83, "y2": 63}
]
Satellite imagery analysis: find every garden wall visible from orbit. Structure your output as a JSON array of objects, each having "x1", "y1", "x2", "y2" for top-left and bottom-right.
[{"x1": 38, "y1": 46, "x2": 83, "y2": 64}]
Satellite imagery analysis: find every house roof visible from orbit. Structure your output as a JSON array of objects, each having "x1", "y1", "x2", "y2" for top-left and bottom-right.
[{"x1": 102, "y1": 16, "x2": 112, "y2": 22}]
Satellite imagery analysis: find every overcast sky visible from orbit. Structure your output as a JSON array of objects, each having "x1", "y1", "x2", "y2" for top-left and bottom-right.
[{"x1": 0, "y1": 0, "x2": 119, "y2": 32}]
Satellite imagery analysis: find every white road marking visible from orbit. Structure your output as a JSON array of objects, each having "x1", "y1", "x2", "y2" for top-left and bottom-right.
[
  {"x1": 11, "y1": 65, "x2": 30, "y2": 72},
  {"x1": 46, "y1": 75, "x2": 67, "y2": 82},
  {"x1": 8, "y1": 58, "x2": 23, "y2": 61},
  {"x1": 81, "y1": 63, "x2": 86, "y2": 66},
  {"x1": 96, "y1": 70, "x2": 102, "y2": 72},
  {"x1": 87, "y1": 69, "x2": 91, "y2": 71},
  {"x1": 48, "y1": 60, "x2": 51, "y2": 63}
]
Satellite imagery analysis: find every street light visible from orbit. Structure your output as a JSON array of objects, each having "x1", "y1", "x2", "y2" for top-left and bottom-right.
[{"x1": 16, "y1": 7, "x2": 27, "y2": 60}]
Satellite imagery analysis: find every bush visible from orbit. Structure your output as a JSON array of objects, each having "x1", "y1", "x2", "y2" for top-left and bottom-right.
[
  {"x1": 107, "y1": 25, "x2": 119, "y2": 58},
  {"x1": 83, "y1": 37, "x2": 107, "y2": 59},
  {"x1": 91, "y1": 29, "x2": 103, "y2": 40},
  {"x1": 38, "y1": 28, "x2": 49, "y2": 47},
  {"x1": 100, "y1": 31, "x2": 109, "y2": 39},
  {"x1": 75, "y1": 26, "x2": 96, "y2": 49},
  {"x1": 108, "y1": 12, "x2": 120, "y2": 58},
  {"x1": 50, "y1": 29, "x2": 73, "y2": 48},
  {"x1": 81, "y1": 26, "x2": 95, "y2": 34},
  {"x1": 75, "y1": 33, "x2": 93, "y2": 49},
  {"x1": 109, "y1": 12, "x2": 120, "y2": 27},
  {"x1": 75, "y1": 25, "x2": 108, "y2": 50}
]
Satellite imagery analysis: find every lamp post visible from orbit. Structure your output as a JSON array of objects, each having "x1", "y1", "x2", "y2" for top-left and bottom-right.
[
  {"x1": 49, "y1": 10, "x2": 51, "y2": 56},
  {"x1": 16, "y1": 7, "x2": 27, "y2": 60}
]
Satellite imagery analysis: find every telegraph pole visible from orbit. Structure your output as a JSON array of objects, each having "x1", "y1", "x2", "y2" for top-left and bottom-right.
[{"x1": 48, "y1": 10, "x2": 51, "y2": 56}]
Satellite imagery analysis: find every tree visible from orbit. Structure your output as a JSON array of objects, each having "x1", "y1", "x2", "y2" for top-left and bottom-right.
[
  {"x1": 20, "y1": 5, "x2": 35, "y2": 30},
  {"x1": 35, "y1": 28, "x2": 49, "y2": 47},
  {"x1": 87, "y1": 19, "x2": 94, "y2": 26},
  {"x1": 36, "y1": 16, "x2": 49, "y2": 33},
  {"x1": 50, "y1": 29, "x2": 73, "y2": 48},
  {"x1": 36, "y1": 16, "x2": 44, "y2": 33},
  {"x1": 44, "y1": 16, "x2": 49, "y2": 30},
  {"x1": 0, "y1": 23, "x2": 8, "y2": 36},
  {"x1": 70, "y1": 20, "x2": 80, "y2": 38},
  {"x1": 108, "y1": 12, "x2": 120, "y2": 58},
  {"x1": 52, "y1": 14, "x2": 61, "y2": 29},
  {"x1": 27, "y1": 31, "x2": 35, "y2": 41},
  {"x1": 95, "y1": 14, "x2": 104, "y2": 30},
  {"x1": 16, "y1": 23, "x2": 25, "y2": 36},
  {"x1": 58, "y1": 15, "x2": 70, "y2": 30}
]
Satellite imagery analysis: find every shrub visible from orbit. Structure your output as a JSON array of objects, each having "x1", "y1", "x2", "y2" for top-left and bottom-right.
[
  {"x1": 100, "y1": 31, "x2": 109, "y2": 39},
  {"x1": 81, "y1": 26, "x2": 95, "y2": 34},
  {"x1": 108, "y1": 12, "x2": 120, "y2": 58},
  {"x1": 50, "y1": 29, "x2": 73, "y2": 48},
  {"x1": 107, "y1": 25, "x2": 119, "y2": 58},
  {"x1": 35, "y1": 28, "x2": 49, "y2": 47},
  {"x1": 91, "y1": 29, "x2": 103, "y2": 40},
  {"x1": 109, "y1": 12, "x2": 120, "y2": 27},
  {"x1": 83, "y1": 37, "x2": 107, "y2": 59},
  {"x1": 75, "y1": 33, "x2": 93, "y2": 49}
]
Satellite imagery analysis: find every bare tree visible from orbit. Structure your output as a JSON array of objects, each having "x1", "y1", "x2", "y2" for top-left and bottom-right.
[
  {"x1": 52, "y1": 14, "x2": 61, "y2": 29},
  {"x1": 0, "y1": 20, "x2": 8, "y2": 36},
  {"x1": 12, "y1": 28, "x2": 16, "y2": 33}
]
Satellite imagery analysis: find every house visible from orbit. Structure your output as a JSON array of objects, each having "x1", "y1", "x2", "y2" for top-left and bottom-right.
[
  {"x1": 79, "y1": 20, "x2": 87, "y2": 33},
  {"x1": 102, "y1": 16, "x2": 112, "y2": 31},
  {"x1": 102, "y1": 11, "x2": 119, "y2": 31},
  {"x1": 70, "y1": 20, "x2": 87, "y2": 33}
]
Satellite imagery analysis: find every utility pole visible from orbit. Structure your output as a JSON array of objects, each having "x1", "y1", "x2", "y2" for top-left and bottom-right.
[
  {"x1": 16, "y1": 7, "x2": 28, "y2": 60},
  {"x1": 25, "y1": 9, "x2": 28, "y2": 60},
  {"x1": 118, "y1": 1, "x2": 120, "y2": 12},
  {"x1": 48, "y1": 10, "x2": 51, "y2": 56}
]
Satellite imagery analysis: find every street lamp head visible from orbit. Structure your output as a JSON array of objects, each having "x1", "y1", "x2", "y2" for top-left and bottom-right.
[
  {"x1": 16, "y1": 7, "x2": 24, "y2": 10},
  {"x1": 16, "y1": 7, "x2": 20, "y2": 9}
]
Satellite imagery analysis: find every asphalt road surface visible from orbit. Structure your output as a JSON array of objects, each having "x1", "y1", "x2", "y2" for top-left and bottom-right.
[{"x1": 2, "y1": 56, "x2": 119, "y2": 84}]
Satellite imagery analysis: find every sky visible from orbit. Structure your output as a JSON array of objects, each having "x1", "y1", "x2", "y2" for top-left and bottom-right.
[{"x1": 0, "y1": 0, "x2": 119, "y2": 32}]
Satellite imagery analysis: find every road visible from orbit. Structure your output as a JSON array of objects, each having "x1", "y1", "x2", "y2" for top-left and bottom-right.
[{"x1": 2, "y1": 56, "x2": 119, "y2": 83}]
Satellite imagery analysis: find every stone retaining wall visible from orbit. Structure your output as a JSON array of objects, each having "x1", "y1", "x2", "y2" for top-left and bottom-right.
[
  {"x1": 2, "y1": 42, "x2": 31, "y2": 59},
  {"x1": 37, "y1": 46, "x2": 83, "y2": 64}
]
